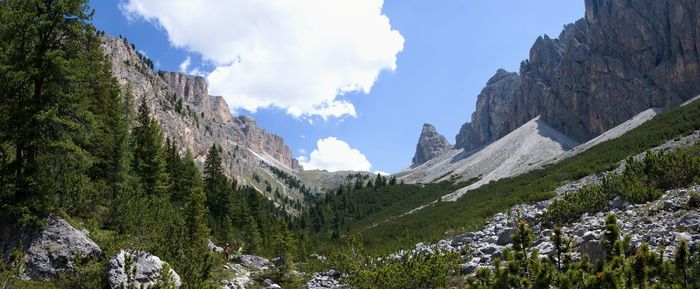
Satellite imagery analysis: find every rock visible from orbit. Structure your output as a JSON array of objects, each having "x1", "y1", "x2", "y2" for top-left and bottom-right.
[
  {"x1": 454, "y1": 0, "x2": 699, "y2": 153},
  {"x1": 496, "y1": 227, "x2": 517, "y2": 245},
  {"x1": 611, "y1": 197, "x2": 629, "y2": 210},
  {"x1": 307, "y1": 270, "x2": 342, "y2": 289},
  {"x1": 461, "y1": 262, "x2": 478, "y2": 274},
  {"x1": 411, "y1": 123, "x2": 452, "y2": 166},
  {"x1": 580, "y1": 240, "x2": 605, "y2": 264},
  {"x1": 0, "y1": 215, "x2": 102, "y2": 281},
  {"x1": 235, "y1": 255, "x2": 271, "y2": 271},
  {"x1": 107, "y1": 250, "x2": 181, "y2": 289},
  {"x1": 208, "y1": 239, "x2": 223, "y2": 253},
  {"x1": 100, "y1": 35, "x2": 308, "y2": 209}
]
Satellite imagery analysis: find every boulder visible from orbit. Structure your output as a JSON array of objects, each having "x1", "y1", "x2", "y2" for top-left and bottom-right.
[
  {"x1": 208, "y1": 239, "x2": 223, "y2": 253},
  {"x1": 496, "y1": 227, "x2": 517, "y2": 245},
  {"x1": 235, "y1": 255, "x2": 271, "y2": 271},
  {"x1": 0, "y1": 214, "x2": 102, "y2": 281},
  {"x1": 107, "y1": 249, "x2": 181, "y2": 289},
  {"x1": 580, "y1": 240, "x2": 605, "y2": 264}
]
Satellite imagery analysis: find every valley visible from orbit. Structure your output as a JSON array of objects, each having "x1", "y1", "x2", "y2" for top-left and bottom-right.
[{"x1": 1, "y1": 0, "x2": 700, "y2": 288}]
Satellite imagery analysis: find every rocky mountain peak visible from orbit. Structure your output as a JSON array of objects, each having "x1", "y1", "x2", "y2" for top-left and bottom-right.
[
  {"x1": 412, "y1": 123, "x2": 452, "y2": 167},
  {"x1": 453, "y1": 0, "x2": 700, "y2": 154}
]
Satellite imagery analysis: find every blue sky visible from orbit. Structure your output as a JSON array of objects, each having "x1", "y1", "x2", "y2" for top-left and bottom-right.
[{"x1": 90, "y1": 0, "x2": 584, "y2": 174}]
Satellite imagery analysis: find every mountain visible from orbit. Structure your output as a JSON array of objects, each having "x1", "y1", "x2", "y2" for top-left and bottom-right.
[
  {"x1": 99, "y1": 35, "x2": 315, "y2": 203},
  {"x1": 399, "y1": 117, "x2": 579, "y2": 190},
  {"x1": 455, "y1": 0, "x2": 700, "y2": 154},
  {"x1": 411, "y1": 123, "x2": 452, "y2": 167}
]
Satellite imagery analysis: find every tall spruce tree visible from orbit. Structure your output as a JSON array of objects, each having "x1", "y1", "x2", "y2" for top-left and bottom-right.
[
  {"x1": 131, "y1": 97, "x2": 169, "y2": 197},
  {"x1": 0, "y1": 0, "x2": 129, "y2": 221},
  {"x1": 181, "y1": 187, "x2": 213, "y2": 288}
]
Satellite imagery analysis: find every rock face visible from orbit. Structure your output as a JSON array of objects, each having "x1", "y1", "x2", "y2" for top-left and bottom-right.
[
  {"x1": 100, "y1": 36, "x2": 312, "y2": 204},
  {"x1": 455, "y1": 0, "x2": 700, "y2": 152},
  {"x1": 411, "y1": 123, "x2": 452, "y2": 166},
  {"x1": 108, "y1": 250, "x2": 181, "y2": 289},
  {"x1": 0, "y1": 215, "x2": 102, "y2": 281}
]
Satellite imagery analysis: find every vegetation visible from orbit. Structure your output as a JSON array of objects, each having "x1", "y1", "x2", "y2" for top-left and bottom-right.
[
  {"x1": 0, "y1": 1, "x2": 302, "y2": 287},
  {"x1": 331, "y1": 215, "x2": 700, "y2": 289},
  {"x1": 344, "y1": 99, "x2": 700, "y2": 254},
  {"x1": 544, "y1": 145, "x2": 700, "y2": 224}
]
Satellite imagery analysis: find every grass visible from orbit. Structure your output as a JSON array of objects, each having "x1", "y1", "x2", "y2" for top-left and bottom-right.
[{"x1": 335, "y1": 100, "x2": 700, "y2": 255}]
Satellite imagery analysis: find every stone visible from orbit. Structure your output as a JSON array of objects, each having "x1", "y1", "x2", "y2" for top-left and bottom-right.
[
  {"x1": 411, "y1": 123, "x2": 452, "y2": 166},
  {"x1": 0, "y1": 215, "x2": 102, "y2": 281},
  {"x1": 461, "y1": 262, "x2": 478, "y2": 274},
  {"x1": 235, "y1": 255, "x2": 271, "y2": 271},
  {"x1": 107, "y1": 250, "x2": 181, "y2": 289},
  {"x1": 208, "y1": 239, "x2": 224, "y2": 253},
  {"x1": 496, "y1": 227, "x2": 517, "y2": 245},
  {"x1": 580, "y1": 240, "x2": 605, "y2": 264}
]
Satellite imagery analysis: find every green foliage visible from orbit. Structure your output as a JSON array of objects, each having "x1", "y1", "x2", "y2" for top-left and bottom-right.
[
  {"x1": 351, "y1": 99, "x2": 700, "y2": 255},
  {"x1": 0, "y1": 0, "x2": 129, "y2": 224},
  {"x1": 544, "y1": 145, "x2": 700, "y2": 225},
  {"x1": 331, "y1": 235, "x2": 460, "y2": 289},
  {"x1": 466, "y1": 214, "x2": 700, "y2": 289}
]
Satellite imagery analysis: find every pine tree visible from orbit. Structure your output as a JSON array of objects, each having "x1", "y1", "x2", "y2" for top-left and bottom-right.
[
  {"x1": 132, "y1": 97, "x2": 169, "y2": 197},
  {"x1": 0, "y1": 0, "x2": 130, "y2": 221},
  {"x1": 511, "y1": 220, "x2": 534, "y2": 278},
  {"x1": 181, "y1": 187, "x2": 212, "y2": 288},
  {"x1": 203, "y1": 144, "x2": 233, "y2": 239},
  {"x1": 602, "y1": 214, "x2": 621, "y2": 261},
  {"x1": 243, "y1": 215, "x2": 262, "y2": 254},
  {"x1": 674, "y1": 240, "x2": 689, "y2": 287}
]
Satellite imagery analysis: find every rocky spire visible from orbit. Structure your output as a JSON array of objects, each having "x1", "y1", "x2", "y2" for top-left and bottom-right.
[{"x1": 412, "y1": 123, "x2": 452, "y2": 167}]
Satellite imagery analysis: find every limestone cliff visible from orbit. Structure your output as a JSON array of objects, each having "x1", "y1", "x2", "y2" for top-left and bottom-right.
[
  {"x1": 455, "y1": 0, "x2": 700, "y2": 152},
  {"x1": 100, "y1": 35, "x2": 305, "y2": 204}
]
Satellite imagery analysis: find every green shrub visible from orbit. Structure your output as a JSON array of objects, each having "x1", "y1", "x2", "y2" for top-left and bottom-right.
[{"x1": 688, "y1": 192, "x2": 700, "y2": 208}]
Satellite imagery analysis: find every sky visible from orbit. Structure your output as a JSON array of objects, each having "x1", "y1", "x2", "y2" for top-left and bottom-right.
[{"x1": 89, "y1": 0, "x2": 584, "y2": 174}]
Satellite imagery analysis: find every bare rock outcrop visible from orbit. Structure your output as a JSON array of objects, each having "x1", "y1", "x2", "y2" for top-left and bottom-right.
[
  {"x1": 412, "y1": 123, "x2": 452, "y2": 166},
  {"x1": 107, "y1": 250, "x2": 181, "y2": 289},
  {"x1": 0, "y1": 215, "x2": 102, "y2": 281},
  {"x1": 454, "y1": 0, "x2": 700, "y2": 153}
]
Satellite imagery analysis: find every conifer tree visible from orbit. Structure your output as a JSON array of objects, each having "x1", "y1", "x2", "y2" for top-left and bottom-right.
[
  {"x1": 243, "y1": 215, "x2": 262, "y2": 254},
  {"x1": 132, "y1": 97, "x2": 168, "y2": 197},
  {"x1": 0, "y1": 0, "x2": 128, "y2": 221},
  {"x1": 181, "y1": 187, "x2": 212, "y2": 288}
]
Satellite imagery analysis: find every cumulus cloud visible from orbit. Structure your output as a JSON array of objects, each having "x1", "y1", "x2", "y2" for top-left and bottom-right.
[
  {"x1": 178, "y1": 56, "x2": 191, "y2": 73},
  {"x1": 121, "y1": 0, "x2": 404, "y2": 119},
  {"x1": 300, "y1": 137, "x2": 371, "y2": 172}
]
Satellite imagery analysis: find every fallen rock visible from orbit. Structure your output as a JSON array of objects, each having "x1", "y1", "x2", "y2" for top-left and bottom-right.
[
  {"x1": 235, "y1": 255, "x2": 271, "y2": 271},
  {"x1": 107, "y1": 249, "x2": 181, "y2": 289},
  {"x1": 0, "y1": 214, "x2": 102, "y2": 281}
]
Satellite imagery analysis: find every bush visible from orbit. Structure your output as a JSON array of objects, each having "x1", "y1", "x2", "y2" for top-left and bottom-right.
[{"x1": 688, "y1": 192, "x2": 700, "y2": 208}]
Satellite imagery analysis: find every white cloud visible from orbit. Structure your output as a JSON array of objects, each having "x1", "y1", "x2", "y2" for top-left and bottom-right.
[
  {"x1": 121, "y1": 0, "x2": 404, "y2": 119},
  {"x1": 300, "y1": 137, "x2": 371, "y2": 172},
  {"x1": 373, "y1": 170, "x2": 390, "y2": 176},
  {"x1": 179, "y1": 56, "x2": 191, "y2": 73}
]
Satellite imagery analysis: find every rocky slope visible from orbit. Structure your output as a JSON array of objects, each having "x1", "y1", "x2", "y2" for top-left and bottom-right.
[
  {"x1": 399, "y1": 117, "x2": 579, "y2": 194},
  {"x1": 454, "y1": 0, "x2": 700, "y2": 154},
  {"x1": 411, "y1": 123, "x2": 452, "y2": 167},
  {"x1": 407, "y1": 131, "x2": 700, "y2": 274},
  {"x1": 100, "y1": 35, "x2": 313, "y2": 203}
]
